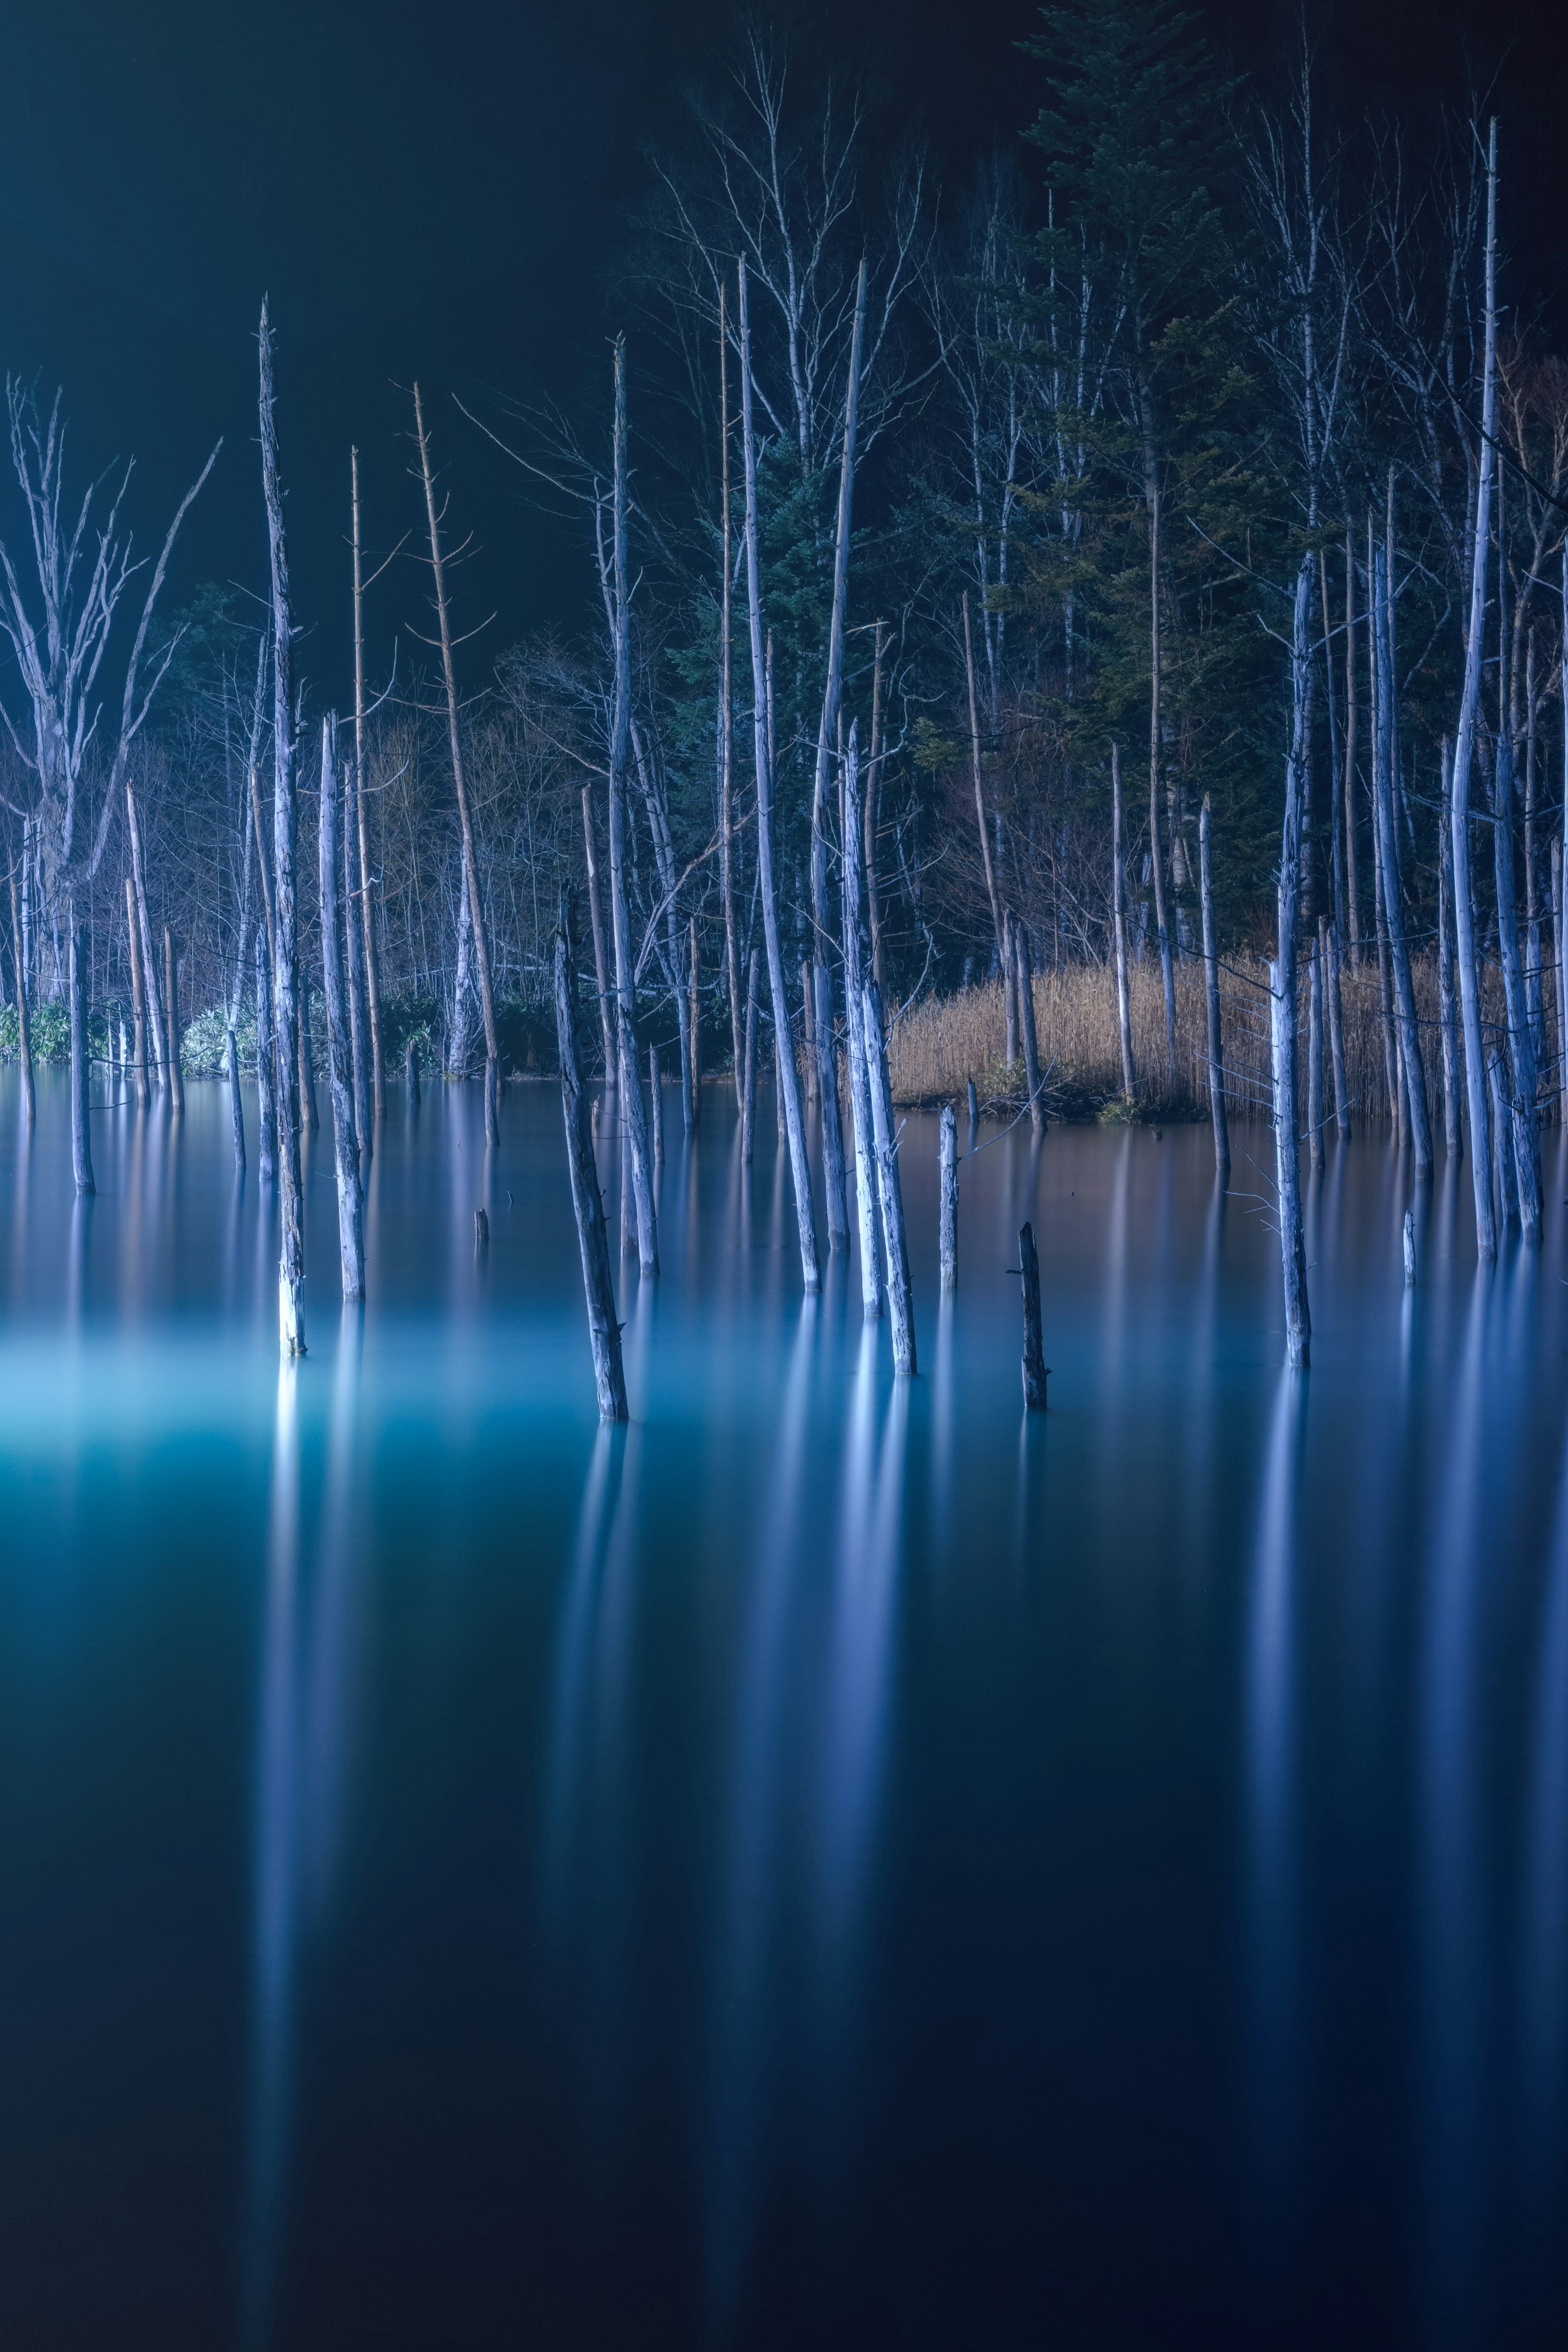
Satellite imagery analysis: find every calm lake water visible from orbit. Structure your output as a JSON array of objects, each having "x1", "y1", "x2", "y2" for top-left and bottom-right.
[{"x1": 3, "y1": 1064, "x2": 1568, "y2": 2348}]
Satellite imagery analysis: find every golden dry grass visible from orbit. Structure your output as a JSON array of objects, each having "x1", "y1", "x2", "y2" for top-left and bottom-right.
[{"x1": 886, "y1": 951, "x2": 1523, "y2": 1123}]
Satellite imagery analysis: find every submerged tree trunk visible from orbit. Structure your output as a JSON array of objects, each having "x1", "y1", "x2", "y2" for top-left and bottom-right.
[
  {"x1": 121, "y1": 876, "x2": 145, "y2": 1110},
  {"x1": 226, "y1": 1020, "x2": 245, "y2": 1171},
  {"x1": 1450, "y1": 129, "x2": 1500, "y2": 1260},
  {"x1": 1373, "y1": 546, "x2": 1432, "y2": 1172},
  {"x1": 605, "y1": 339, "x2": 658, "y2": 1274},
  {"x1": 350, "y1": 448, "x2": 386, "y2": 1124},
  {"x1": 938, "y1": 1103, "x2": 958, "y2": 1291},
  {"x1": 318, "y1": 716, "x2": 365, "y2": 1303},
  {"x1": 7, "y1": 862, "x2": 34, "y2": 1124},
  {"x1": 1199, "y1": 793, "x2": 1228, "y2": 1171},
  {"x1": 1273, "y1": 557, "x2": 1314, "y2": 1369},
  {"x1": 1019, "y1": 1221, "x2": 1048, "y2": 1412},
  {"x1": 414, "y1": 381, "x2": 501, "y2": 1146},
  {"x1": 807, "y1": 260, "x2": 866, "y2": 1256},
  {"x1": 260, "y1": 299, "x2": 306, "y2": 1355},
  {"x1": 841, "y1": 723, "x2": 882, "y2": 1318},
  {"x1": 68, "y1": 914, "x2": 93, "y2": 1194},
  {"x1": 553, "y1": 920, "x2": 628, "y2": 1422},
  {"x1": 1113, "y1": 745, "x2": 1136, "y2": 1104},
  {"x1": 1438, "y1": 744, "x2": 1461, "y2": 1157},
  {"x1": 164, "y1": 926, "x2": 185, "y2": 1117},
  {"x1": 125, "y1": 780, "x2": 165, "y2": 1088},
  {"x1": 862, "y1": 979, "x2": 915, "y2": 1375},
  {"x1": 739, "y1": 261, "x2": 818, "y2": 1291},
  {"x1": 255, "y1": 925, "x2": 276, "y2": 1183}
]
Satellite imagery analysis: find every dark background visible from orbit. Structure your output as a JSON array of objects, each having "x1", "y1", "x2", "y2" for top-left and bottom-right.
[{"x1": 0, "y1": 0, "x2": 1560, "y2": 696}]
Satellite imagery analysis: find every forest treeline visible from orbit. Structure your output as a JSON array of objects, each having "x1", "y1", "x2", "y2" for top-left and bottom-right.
[{"x1": 1, "y1": 4, "x2": 1564, "y2": 1204}]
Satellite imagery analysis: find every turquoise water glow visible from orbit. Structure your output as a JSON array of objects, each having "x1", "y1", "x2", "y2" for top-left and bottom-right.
[{"x1": 2, "y1": 1066, "x2": 1567, "y2": 2346}]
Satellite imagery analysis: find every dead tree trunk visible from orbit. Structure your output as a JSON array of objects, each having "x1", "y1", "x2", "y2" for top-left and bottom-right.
[
  {"x1": 1113, "y1": 744, "x2": 1135, "y2": 1103},
  {"x1": 1489, "y1": 1048, "x2": 1518, "y2": 1225},
  {"x1": 739, "y1": 261, "x2": 818, "y2": 1290},
  {"x1": 226, "y1": 1018, "x2": 245, "y2": 1171},
  {"x1": 1019, "y1": 1222, "x2": 1048, "y2": 1411},
  {"x1": 1554, "y1": 836, "x2": 1568, "y2": 1133},
  {"x1": 553, "y1": 919, "x2": 628, "y2": 1422},
  {"x1": 343, "y1": 756, "x2": 370, "y2": 1158},
  {"x1": 260, "y1": 299, "x2": 306, "y2": 1355},
  {"x1": 318, "y1": 716, "x2": 365, "y2": 1302},
  {"x1": 1343, "y1": 528, "x2": 1362, "y2": 962},
  {"x1": 1372, "y1": 544, "x2": 1432, "y2": 1172},
  {"x1": 8, "y1": 861, "x2": 34, "y2": 1124},
  {"x1": 807, "y1": 259, "x2": 866, "y2": 1255},
  {"x1": 125, "y1": 780, "x2": 165, "y2": 1088},
  {"x1": 580, "y1": 784, "x2": 616, "y2": 1080},
  {"x1": 606, "y1": 339, "x2": 658, "y2": 1273},
  {"x1": 1147, "y1": 483, "x2": 1178, "y2": 1081},
  {"x1": 741, "y1": 947, "x2": 758, "y2": 1166},
  {"x1": 1494, "y1": 689, "x2": 1542, "y2": 1241},
  {"x1": 255, "y1": 925, "x2": 276, "y2": 1182},
  {"x1": 413, "y1": 381, "x2": 501, "y2": 1146},
  {"x1": 1450, "y1": 126, "x2": 1500, "y2": 1259},
  {"x1": 69, "y1": 912, "x2": 93, "y2": 1193},
  {"x1": 1199, "y1": 792, "x2": 1229, "y2": 1170},
  {"x1": 866, "y1": 620, "x2": 887, "y2": 989},
  {"x1": 1016, "y1": 921, "x2": 1044, "y2": 1135},
  {"x1": 718, "y1": 281, "x2": 744, "y2": 1108},
  {"x1": 649, "y1": 1042, "x2": 664, "y2": 1165},
  {"x1": 687, "y1": 916, "x2": 700, "y2": 1130},
  {"x1": 939, "y1": 1101, "x2": 957, "y2": 1291},
  {"x1": 121, "y1": 875, "x2": 144, "y2": 1110},
  {"x1": 350, "y1": 447, "x2": 385, "y2": 1123},
  {"x1": 1307, "y1": 936, "x2": 1324, "y2": 1170},
  {"x1": 164, "y1": 926, "x2": 184, "y2": 1117},
  {"x1": 862, "y1": 979, "x2": 915, "y2": 1374},
  {"x1": 963, "y1": 593, "x2": 1004, "y2": 975},
  {"x1": 1272, "y1": 557, "x2": 1313, "y2": 1369},
  {"x1": 841, "y1": 722, "x2": 882, "y2": 1317},
  {"x1": 1438, "y1": 742, "x2": 1462, "y2": 1157}
]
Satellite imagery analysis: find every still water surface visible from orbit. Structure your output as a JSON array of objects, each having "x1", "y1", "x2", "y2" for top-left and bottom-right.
[{"x1": 3, "y1": 1068, "x2": 1568, "y2": 2348}]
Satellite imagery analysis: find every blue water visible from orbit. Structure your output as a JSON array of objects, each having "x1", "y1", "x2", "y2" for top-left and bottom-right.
[{"x1": 2, "y1": 1066, "x2": 1568, "y2": 2348}]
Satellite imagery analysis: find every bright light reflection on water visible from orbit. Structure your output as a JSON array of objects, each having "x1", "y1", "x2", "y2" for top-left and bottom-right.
[{"x1": 3, "y1": 1064, "x2": 1568, "y2": 2346}]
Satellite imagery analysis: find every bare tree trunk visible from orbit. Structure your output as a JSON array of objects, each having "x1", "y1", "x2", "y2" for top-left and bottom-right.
[
  {"x1": 298, "y1": 995, "x2": 316, "y2": 1133},
  {"x1": 9, "y1": 862, "x2": 36, "y2": 1123},
  {"x1": 739, "y1": 261, "x2": 818, "y2": 1290},
  {"x1": 1343, "y1": 527, "x2": 1362, "y2": 962},
  {"x1": 1439, "y1": 742, "x2": 1462, "y2": 1157},
  {"x1": 580, "y1": 784, "x2": 615, "y2": 1079},
  {"x1": 1554, "y1": 836, "x2": 1568, "y2": 1134},
  {"x1": 125, "y1": 780, "x2": 165, "y2": 1086},
  {"x1": 718, "y1": 281, "x2": 744, "y2": 1108},
  {"x1": 1016, "y1": 921, "x2": 1043, "y2": 1135},
  {"x1": 318, "y1": 715, "x2": 365, "y2": 1302},
  {"x1": 807, "y1": 261, "x2": 867, "y2": 1255},
  {"x1": 1489, "y1": 1047, "x2": 1518, "y2": 1226},
  {"x1": 687, "y1": 915, "x2": 700, "y2": 1130},
  {"x1": 350, "y1": 448, "x2": 385, "y2": 1123},
  {"x1": 1373, "y1": 544, "x2": 1432, "y2": 1171},
  {"x1": 1198, "y1": 793, "x2": 1228, "y2": 1169},
  {"x1": 1147, "y1": 484, "x2": 1178, "y2": 1080},
  {"x1": 1320, "y1": 547, "x2": 1347, "y2": 952},
  {"x1": 606, "y1": 340, "x2": 658, "y2": 1274},
  {"x1": 255, "y1": 925, "x2": 276, "y2": 1182},
  {"x1": 741, "y1": 947, "x2": 758, "y2": 1166},
  {"x1": 649, "y1": 1042, "x2": 664, "y2": 1165},
  {"x1": 1273, "y1": 558, "x2": 1314, "y2": 1369},
  {"x1": 841, "y1": 723, "x2": 882, "y2": 1317},
  {"x1": 553, "y1": 919, "x2": 628, "y2": 1422},
  {"x1": 1494, "y1": 718, "x2": 1542, "y2": 1237},
  {"x1": 800, "y1": 956, "x2": 816, "y2": 1105},
  {"x1": 862, "y1": 979, "x2": 915, "y2": 1374},
  {"x1": 344, "y1": 755, "x2": 370, "y2": 1158},
  {"x1": 1307, "y1": 934, "x2": 1324, "y2": 1170},
  {"x1": 413, "y1": 381, "x2": 500, "y2": 1144},
  {"x1": 1526, "y1": 630, "x2": 1544, "y2": 1068},
  {"x1": 406, "y1": 1034, "x2": 421, "y2": 1105},
  {"x1": 226, "y1": 1020, "x2": 245, "y2": 1171},
  {"x1": 260, "y1": 299, "x2": 306, "y2": 1355},
  {"x1": 1019, "y1": 1222, "x2": 1048, "y2": 1412},
  {"x1": 963, "y1": 592, "x2": 1004, "y2": 971},
  {"x1": 69, "y1": 912, "x2": 93, "y2": 1193},
  {"x1": 1114, "y1": 745, "x2": 1136, "y2": 1103},
  {"x1": 164, "y1": 926, "x2": 185, "y2": 1116},
  {"x1": 867, "y1": 619, "x2": 887, "y2": 988},
  {"x1": 938, "y1": 1102, "x2": 957, "y2": 1291},
  {"x1": 121, "y1": 876, "x2": 145, "y2": 1110},
  {"x1": 1002, "y1": 907, "x2": 1018, "y2": 1069},
  {"x1": 1325, "y1": 921, "x2": 1350, "y2": 1140}
]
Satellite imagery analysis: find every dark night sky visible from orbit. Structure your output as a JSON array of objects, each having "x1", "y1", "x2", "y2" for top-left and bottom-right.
[{"x1": 0, "y1": 0, "x2": 1561, "y2": 708}]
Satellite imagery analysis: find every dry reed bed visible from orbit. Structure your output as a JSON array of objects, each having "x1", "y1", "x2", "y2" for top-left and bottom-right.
[{"x1": 886, "y1": 954, "x2": 1522, "y2": 1122}]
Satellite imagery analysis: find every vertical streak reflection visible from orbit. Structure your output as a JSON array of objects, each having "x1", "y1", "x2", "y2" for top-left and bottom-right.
[
  {"x1": 242, "y1": 1361, "x2": 302, "y2": 2352},
  {"x1": 1520, "y1": 1433, "x2": 1568, "y2": 2205},
  {"x1": 1243, "y1": 1369, "x2": 1305, "y2": 2231}
]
